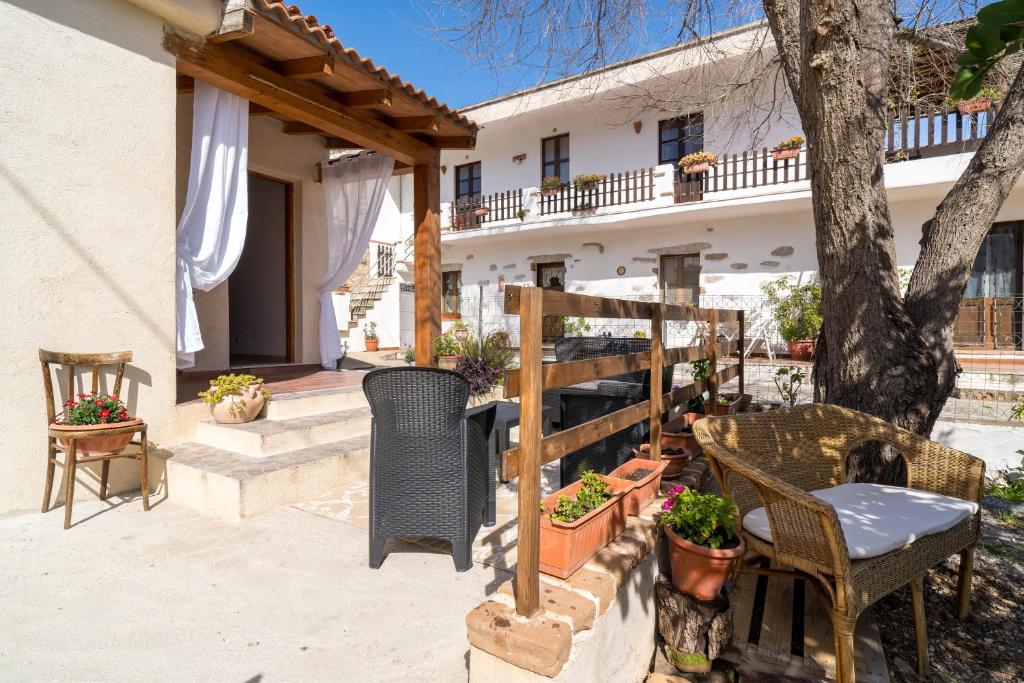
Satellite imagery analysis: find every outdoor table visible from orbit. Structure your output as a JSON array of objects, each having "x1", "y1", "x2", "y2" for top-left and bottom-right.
[{"x1": 490, "y1": 401, "x2": 553, "y2": 484}]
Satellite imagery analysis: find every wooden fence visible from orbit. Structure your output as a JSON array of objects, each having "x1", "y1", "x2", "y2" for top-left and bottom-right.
[
  {"x1": 500, "y1": 285, "x2": 744, "y2": 617},
  {"x1": 450, "y1": 189, "x2": 524, "y2": 230},
  {"x1": 540, "y1": 169, "x2": 655, "y2": 216}
]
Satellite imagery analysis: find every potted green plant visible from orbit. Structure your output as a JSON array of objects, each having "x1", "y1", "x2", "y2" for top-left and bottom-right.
[
  {"x1": 541, "y1": 176, "x2": 563, "y2": 196},
  {"x1": 703, "y1": 394, "x2": 734, "y2": 417},
  {"x1": 660, "y1": 486, "x2": 745, "y2": 600},
  {"x1": 403, "y1": 346, "x2": 416, "y2": 366},
  {"x1": 51, "y1": 393, "x2": 142, "y2": 455},
  {"x1": 950, "y1": 86, "x2": 1004, "y2": 115},
  {"x1": 679, "y1": 151, "x2": 718, "y2": 174},
  {"x1": 433, "y1": 331, "x2": 464, "y2": 370},
  {"x1": 761, "y1": 275, "x2": 822, "y2": 362},
  {"x1": 539, "y1": 470, "x2": 632, "y2": 578},
  {"x1": 364, "y1": 321, "x2": 380, "y2": 352},
  {"x1": 572, "y1": 173, "x2": 606, "y2": 191},
  {"x1": 455, "y1": 331, "x2": 517, "y2": 402},
  {"x1": 197, "y1": 374, "x2": 272, "y2": 424},
  {"x1": 774, "y1": 366, "x2": 806, "y2": 406},
  {"x1": 771, "y1": 134, "x2": 804, "y2": 161}
]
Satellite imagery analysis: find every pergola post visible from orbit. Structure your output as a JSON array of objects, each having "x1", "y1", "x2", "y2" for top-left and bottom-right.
[{"x1": 414, "y1": 155, "x2": 442, "y2": 367}]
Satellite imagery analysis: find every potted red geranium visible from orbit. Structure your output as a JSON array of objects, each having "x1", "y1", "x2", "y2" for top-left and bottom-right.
[
  {"x1": 51, "y1": 393, "x2": 142, "y2": 455},
  {"x1": 661, "y1": 486, "x2": 745, "y2": 601}
]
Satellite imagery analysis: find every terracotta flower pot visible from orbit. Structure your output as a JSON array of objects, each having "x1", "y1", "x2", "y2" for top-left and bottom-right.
[
  {"x1": 539, "y1": 477, "x2": 631, "y2": 579},
  {"x1": 437, "y1": 354, "x2": 463, "y2": 371},
  {"x1": 772, "y1": 147, "x2": 801, "y2": 161},
  {"x1": 472, "y1": 207, "x2": 490, "y2": 217},
  {"x1": 682, "y1": 412, "x2": 705, "y2": 426},
  {"x1": 787, "y1": 339, "x2": 815, "y2": 362},
  {"x1": 209, "y1": 385, "x2": 266, "y2": 424},
  {"x1": 704, "y1": 402, "x2": 731, "y2": 417},
  {"x1": 661, "y1": 430, "x2": 697, "y2": 452},
  {"x1": 609, "y1": 458, "x2": 668, "y2": 515},
  {"x1": 664, "y1": 526, "x2": 745, "y2": 601},
  {"x1": 681, "y1": 162, "x2": 709, "y2": 174},
  {"x1": 958, "y1": 97, "x2": 992, "y2": 115},
  {"x1": 52, "y1": 418, "x2": 143, "y2": 455},
  {"x1": 365, "y1": 338, "x2": 380, "y2": 352},
  {"x1": 635, "y1": 445, "x2": 693, "y2": 478}
]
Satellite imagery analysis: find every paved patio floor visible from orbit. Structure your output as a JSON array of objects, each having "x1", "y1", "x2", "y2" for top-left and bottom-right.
[{"x1": 0, "y1": 495, "x2": 511, "y2": 682}]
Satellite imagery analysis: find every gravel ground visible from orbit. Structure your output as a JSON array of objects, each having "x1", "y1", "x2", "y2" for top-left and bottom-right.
[{"x1": 876, "y1": 500, "x2": 1024, "y2": 682}]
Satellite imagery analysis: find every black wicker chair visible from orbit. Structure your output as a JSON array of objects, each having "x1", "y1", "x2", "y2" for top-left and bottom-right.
[{"x1": 362, "y1": 367, "x2": 496, "y2": 572}]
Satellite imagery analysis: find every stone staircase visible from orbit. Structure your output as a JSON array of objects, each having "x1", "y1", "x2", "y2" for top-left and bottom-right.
[{"x1": 165, "y1": 385, "x2": 372, "y2": 521}]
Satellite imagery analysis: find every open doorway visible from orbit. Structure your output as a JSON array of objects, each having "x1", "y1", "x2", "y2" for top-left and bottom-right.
[{"x1": 228, "y1": 172, "x2": 295, "y2": 366}]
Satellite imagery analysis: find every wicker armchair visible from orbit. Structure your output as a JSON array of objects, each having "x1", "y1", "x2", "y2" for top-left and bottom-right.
[
  {"x1": 362, "y1": 368, "x2": 496, "y2": 572},
  {"x1": 693, "y1": 404, "x2": 984, "y2": 683}
]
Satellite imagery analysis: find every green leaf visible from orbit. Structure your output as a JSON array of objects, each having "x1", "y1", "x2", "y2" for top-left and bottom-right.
[
  {"x1": 978, "y1": 0, "x2": 1024, "y2": 27},
  {"x1": 1000, "y1": 24, "x2": 1024, "y2": 42},
  {"x1": 951, "y1": 64, "x2": 994, "y2": 101},
  {"x1": 956, "y1": 52, "x2": 984, "y2": 66},
  {"x1": 966, "y1": 24, "x2": 1005, "y2": 58}
]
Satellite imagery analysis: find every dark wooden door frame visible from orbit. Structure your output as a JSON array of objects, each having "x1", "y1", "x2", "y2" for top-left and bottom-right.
[{"x1": 244, "y1": 169, "x2": 296, "y2": 364}]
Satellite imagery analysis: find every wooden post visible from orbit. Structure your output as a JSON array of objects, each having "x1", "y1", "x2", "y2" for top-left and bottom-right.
[
  {"x1": 515, "y1": 287, "x2": 544, "y2": 618},
  {"x1": 706, "y1": 309, "x2": 719, "y2": 405},
  {"x1": 414, "y1": 156, "x2": 441, "y2": 366},
  {"x1": 649, "y1": 303, "x2": 664, "y2": 460},
  {"x1": 737, "y1": 310, "x2": 745, "y2": 395}
]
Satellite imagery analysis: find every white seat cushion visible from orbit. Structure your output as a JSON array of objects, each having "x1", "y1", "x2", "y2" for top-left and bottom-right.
[{"x1": 742, "y1": 483, "x2": 978, "y2": 560}]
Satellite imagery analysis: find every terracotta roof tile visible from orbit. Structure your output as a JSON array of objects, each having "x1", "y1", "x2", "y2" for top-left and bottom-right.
[{"x1": 252, "y1": 0, "x2": 477, "y2": 131}]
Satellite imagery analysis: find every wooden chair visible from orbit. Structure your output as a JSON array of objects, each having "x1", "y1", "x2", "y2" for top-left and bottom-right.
[
  {"x1": 40, "y1": 350, "x2": 150, "y2": 529},
  {"x1": 693, "y1": 404, "x2": 984, "y2": 683}
]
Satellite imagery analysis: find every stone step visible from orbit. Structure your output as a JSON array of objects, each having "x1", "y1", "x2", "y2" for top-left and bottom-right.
[
  {"x1": 195, "y1": 406, "x2": 372, "y2": 457},
  {"x1": 164, "y1": 434, "x2": 370, "y2": 521},
  {"x1": 264, "y1": 385, "x2": 367, "y2": 420}
]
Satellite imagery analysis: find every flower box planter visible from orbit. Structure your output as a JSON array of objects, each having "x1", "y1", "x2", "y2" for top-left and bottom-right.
[
  {"x1": 704, "y1": 393, "x2": 752, "y2": 417},
  {"x1": 52, "y1": 418, "x2": 143, "y2": 455},
  {"x1": 539, "y1": 477, "x2": 631, "y2": 578},
  {"x1": 609, "y1": 458, "x2": 668, "y2": 515},
  {"x1": 437, "y1": 354, "x2": 463, "y2": 371},
  {"x1": 787, "y1": 339, "x2": 815, "y2": 362},
  {"x1": 472, "y1": 207, "x2": 491, "y2": 217},
  {"x1": 772, "y1": 147, "x2": 800, "y2": 161},
  {"x1": 665, "y1": 526, "x2": 745, "y2": 601},
  {"x1": 635, "y1": 444, "x2": 693, "y2": 478},
  {"x1": 957, "y1": 97, "x2": 992, "y2": 115},
  {"x1": 681, "y1": 162, "x2": 709, "y2": 174}
]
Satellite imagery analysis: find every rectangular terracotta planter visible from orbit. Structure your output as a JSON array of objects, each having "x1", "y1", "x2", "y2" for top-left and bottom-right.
[
  {"x1": 634, "y1": 444, "x2": 693, "y2": 479},
  {"x1": 539, "y1": 477, "x2": 631, "y2": 579},
  {"x1": 609, "y1": 458, "x2": 668, "y2": 515}
]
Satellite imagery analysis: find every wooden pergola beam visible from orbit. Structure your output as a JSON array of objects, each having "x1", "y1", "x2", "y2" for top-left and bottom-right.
[
  {"x1": 430, "y1": 136, "x2": 476, "y2": 149},
  {"x1": 414, "y1": 156, "x2": 442, "y2": 366},
  {"x1": 391, "y1": 116, "x2": 440, "y2": 132},
  {"x1": 323, "y1": 136, "x2": 361, "y2": 148},
  {"x1": 208, "y1": 8, "x2": 255, "y2": 43},
  {"x1": 176, "y1": 75, "x2": 195, "y2": 92},
  {"x1": 335, "y1": 88, "x2": 392, "y2": 108},
  {"x1": 166, "y1": 33, "x2": 437, "y2": 166},
  {"x1": 248, "y1": 102, "x2": 273, "y2": 115},
  {"x1": 282, "y1": 121, "x2": 325, "y2": 135},
  {"x1": 269, "y1": 55, "x2": 336, "y2": 80}
]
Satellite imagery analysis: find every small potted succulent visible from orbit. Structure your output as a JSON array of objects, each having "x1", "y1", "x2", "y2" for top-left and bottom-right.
[
  {"x1": 771, "y1": 134, "x2": 804, "y2": 161},
  {"x1": 661, "y1": 486, "x2": 745, "y2": 601},
  {"x1": 572, "y1": 173, "x2": 606, "y2": 191},
  {"x1": 679, "y1": 151, "x2": 718, "y2": 174},
  {"x1": 51, "y1": 393, "x2": 142, "y2": 455},
  {"x1": 541, "y1": 176, "x2": 564, "y2": 196},
  {"x1": 198, "y1": 374, "x2": 272, "y2": 424},
  {"x1": 539, "y1": 470, "x2": 632, "y2": 578},
  {"x1": 951, "y1": 86, "x2": 1004, "y2": 115},
  {"x1": 363, "y1": 321, "x2": 380, "y2": 352},
  {"x1": 433, "y1": 331, "x2": 464, "y2": 371}
]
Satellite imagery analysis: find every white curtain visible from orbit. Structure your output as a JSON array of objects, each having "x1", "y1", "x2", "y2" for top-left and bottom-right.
[
  {"x1": 318, "y1": 153, "x2": 395, "y2": 368},
  {"x1": 175, "y1": 81, "x2": 249, "y2": 369}
]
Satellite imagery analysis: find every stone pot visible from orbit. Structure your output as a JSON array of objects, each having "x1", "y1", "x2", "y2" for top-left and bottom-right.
[
  {"x1": 365, "y1": 338, "x2": 379, "y2": 352},
  {"x1": 665, "y1": 526, "x2": 745, "y2": 601},
  {"x1": 787, "y1": 339, "x2": 815, "y2": 362},
  {"x1": 539, "y1": 476, "x2": 631, "y2": 579},
  {"x1": 209, "y1": 385, "x2": 267, "y2": 424},
  {"x1": 52, "y1": 418, "x2": 143, "y2": 455},
  {"x1": 771, "y1": 147, "x2": 801, "y2": 161}
]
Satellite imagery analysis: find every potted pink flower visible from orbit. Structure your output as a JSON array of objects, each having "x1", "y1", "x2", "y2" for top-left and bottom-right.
[{"x1": 51, "y1": 393, "x2": 142, "y2": 455}]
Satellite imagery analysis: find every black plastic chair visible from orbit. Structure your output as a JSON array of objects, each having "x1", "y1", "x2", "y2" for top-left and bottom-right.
[{"x1": 362, "y1": 367, "x2": 496, "y2": 572}]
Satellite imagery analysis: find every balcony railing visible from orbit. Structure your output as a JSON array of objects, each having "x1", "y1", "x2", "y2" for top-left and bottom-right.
[
  {"x1": 449, "y1": 189, "x2": 524, "y2": 231},
  {"x1": 538, "y1": 169, "x2": 655, "y2": 216}
]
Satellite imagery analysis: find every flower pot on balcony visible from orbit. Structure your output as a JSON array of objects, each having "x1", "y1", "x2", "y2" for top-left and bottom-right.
[
  {"x1": 772, "y1": 147, "x2": 801, "y2": 161},
  {"x1": 437, "y1": 354, "x2": 463, "y2": 371},
  {"x1": 539, "y1": 476, "x2": 631, "y2": 578},
  {"x1": 957, "y1": 97, "x2": 992, "y2": 115},
  {"x1": 787, "y1": 340, "x2": 815, "y2": 362},
  {"x1": 472, "y1": 207, "x2": 490, "y2": 217},
  {"x1": 52, "y1": 419, "x2": 143, "y2": 455},
  {"x1": 665, "y1": 526, "x2": 745, "y2": 601},
  {"x1": 609, "y1": 457, "x2": 669, "y2": 515},
  {"x1": 681, "y1": 162, "x2": 709, "y2": 174}
]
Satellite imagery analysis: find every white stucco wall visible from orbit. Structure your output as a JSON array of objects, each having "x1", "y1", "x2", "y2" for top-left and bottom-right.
[
  {"x1": 175, "y1": 101, "x2": 329, "y2": 370},
  {"x1": 0, "y1": 0, "x2": 180, "y2": 515}
]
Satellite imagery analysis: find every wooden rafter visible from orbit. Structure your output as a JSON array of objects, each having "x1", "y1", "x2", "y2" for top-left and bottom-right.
[
  {"x1": 282, "y1": 121, "x2": 325, "y2": 135},
  {"x1": 391, "y1": 116, "x2": 440, "y2": 132},
  {"x1": 429, "y1": 136, "x2": 476, "y2": 149},
  {"x1": 269, "y1": 55, "x2": 335, "y2": 80},
  {"x1": 323, "y1": 136, "x2": 361, "y2": 148},
  {"x1": 335, "y1": 88, "x2": 392, "y2": 108},
  {"x1": 176, "y1": 75, "x2": 195, "y2": 92},
  {"x1": 166, "y1": 31, "x2": 437, "y2": 166}
]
